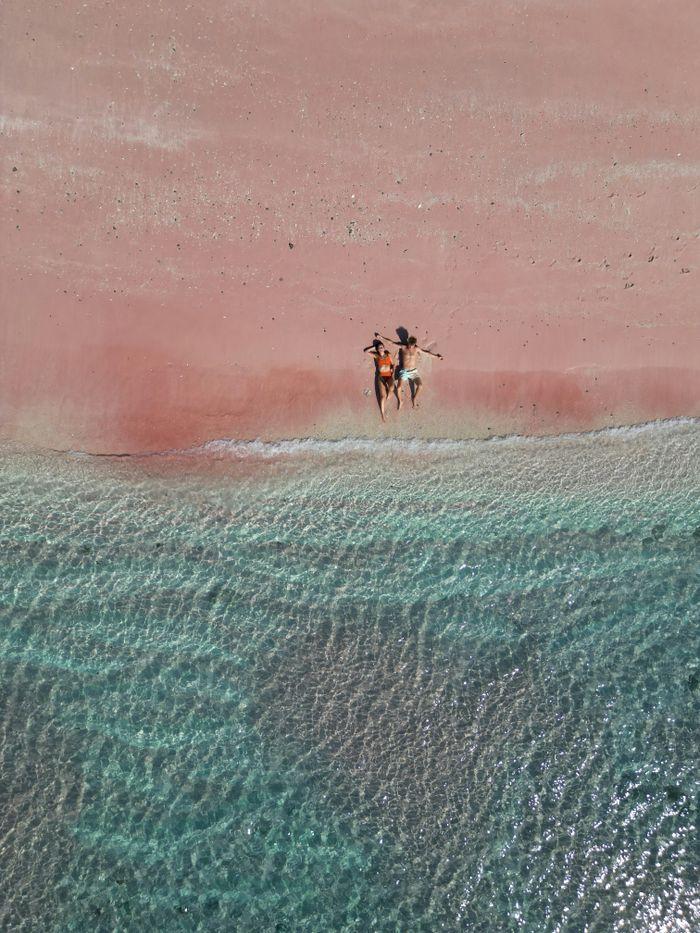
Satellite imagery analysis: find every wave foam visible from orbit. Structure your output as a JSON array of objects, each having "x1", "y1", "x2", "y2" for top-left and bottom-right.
[{"x1": 183, "y1": 417, "x2": 699, "y2": 460}]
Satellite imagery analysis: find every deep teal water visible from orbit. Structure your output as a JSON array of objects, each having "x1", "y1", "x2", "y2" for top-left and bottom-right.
[{"x1": 1, "y1": 422, "x2": 698, "y2": 931}]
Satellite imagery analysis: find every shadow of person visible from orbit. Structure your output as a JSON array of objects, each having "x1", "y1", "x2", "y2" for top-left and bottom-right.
[
  {"x1": 374, "y1": 367, "x2": 384, "y2": 410},
  {"x1": 368, "y1": 339, "x2": 383, "y2": 410},
  {"x1": 395, "y1": 326, "x2": 409, "y2": 345}
]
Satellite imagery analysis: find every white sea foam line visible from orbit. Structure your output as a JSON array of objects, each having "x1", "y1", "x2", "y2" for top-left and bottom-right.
[
  {"x1": 184, "y1": 418, "x2": 700, "y2": 460},
  {"x1": 58, "y1": 417, "x2": 698, "y2": 461}
]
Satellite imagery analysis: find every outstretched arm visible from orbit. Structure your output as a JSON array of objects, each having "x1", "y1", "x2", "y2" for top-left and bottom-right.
[
  {"x1": 419, "y1": 345, "x2": 443, "y2": 359},
  {"x1": 374, "y1": 331, "x2": 403, "y2": 346}
]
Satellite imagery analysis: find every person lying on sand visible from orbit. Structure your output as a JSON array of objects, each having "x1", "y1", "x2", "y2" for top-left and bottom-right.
[
  {"x1": 363, "y1": 338, "x2": 396, "y2": 422},
  {"x1": 375, "y1": 332, "x2": 443, "y2": 409}
]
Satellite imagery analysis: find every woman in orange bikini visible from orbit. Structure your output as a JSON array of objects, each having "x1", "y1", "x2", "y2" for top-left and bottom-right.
[{"x1": 363, "y1": 339, "x2": 396, "y2": 422}]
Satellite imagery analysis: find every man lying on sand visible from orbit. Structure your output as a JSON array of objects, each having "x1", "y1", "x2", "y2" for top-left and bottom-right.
[
  {"x1": 375, "y1": 332, "x2": 443, "y2": 409},
  {"x1": 363, "y1": 338, "x2": 396, "y2": 422}
]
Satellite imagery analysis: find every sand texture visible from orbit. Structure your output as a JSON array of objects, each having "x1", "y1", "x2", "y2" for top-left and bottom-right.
[{"x1": 1, "y1": 0, "x2": 698, "y2": 452}]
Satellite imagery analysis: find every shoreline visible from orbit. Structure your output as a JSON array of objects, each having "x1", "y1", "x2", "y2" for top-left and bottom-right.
[{"x1": 2, "y1": 416, "x2": 697, "y2": 463}]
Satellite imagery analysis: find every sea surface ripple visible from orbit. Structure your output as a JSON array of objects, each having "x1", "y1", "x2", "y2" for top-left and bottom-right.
[{"x1": 1, "y1": 421, "x2": 698, "y2": 930}]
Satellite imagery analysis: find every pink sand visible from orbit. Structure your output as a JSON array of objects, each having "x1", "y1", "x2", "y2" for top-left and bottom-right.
[{"x1": 1, "y1": 1, "x2": 698, "y2": 453}]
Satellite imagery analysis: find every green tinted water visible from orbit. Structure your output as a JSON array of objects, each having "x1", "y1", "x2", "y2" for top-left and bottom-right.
[{"x1": 1, "y1": 423, "x2": 698, "y2": 930}]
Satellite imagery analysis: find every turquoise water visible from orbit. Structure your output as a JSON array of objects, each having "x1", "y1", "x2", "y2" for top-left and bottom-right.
[{"x1": 1, "y1": 422, "x2": 698, "y2": 930}]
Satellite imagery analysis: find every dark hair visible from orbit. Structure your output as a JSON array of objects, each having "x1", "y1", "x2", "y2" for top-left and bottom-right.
[{"x1": 407, "y1": 336, "x2": 418, "y2": 346}]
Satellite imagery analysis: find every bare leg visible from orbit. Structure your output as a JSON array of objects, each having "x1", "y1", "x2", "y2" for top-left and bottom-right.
[
  {"x1": 412, "y1": 378, "x2": 422, "y2": 408},
  {"x1": 395, "y1": 378, "x2": 403, "y2": 410},
  {"x1": 374, "y1": 375, "x2": 385, "y2": 421},
  {"x1": 375, "y1": 376, "x2": 391, "y2": 421},
  {"x1": 379, "y1": 381, "x2": 389, "y2": 422}
]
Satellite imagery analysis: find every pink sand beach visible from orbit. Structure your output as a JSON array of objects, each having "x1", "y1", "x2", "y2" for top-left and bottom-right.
[{"x1": 1, "y1": 1, "x2": 698, "y2": 453}]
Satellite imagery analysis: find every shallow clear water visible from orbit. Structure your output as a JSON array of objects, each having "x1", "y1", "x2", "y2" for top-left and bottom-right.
[{"x1": 1, "y1": 422, "x2": 698, "y2": 931}]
